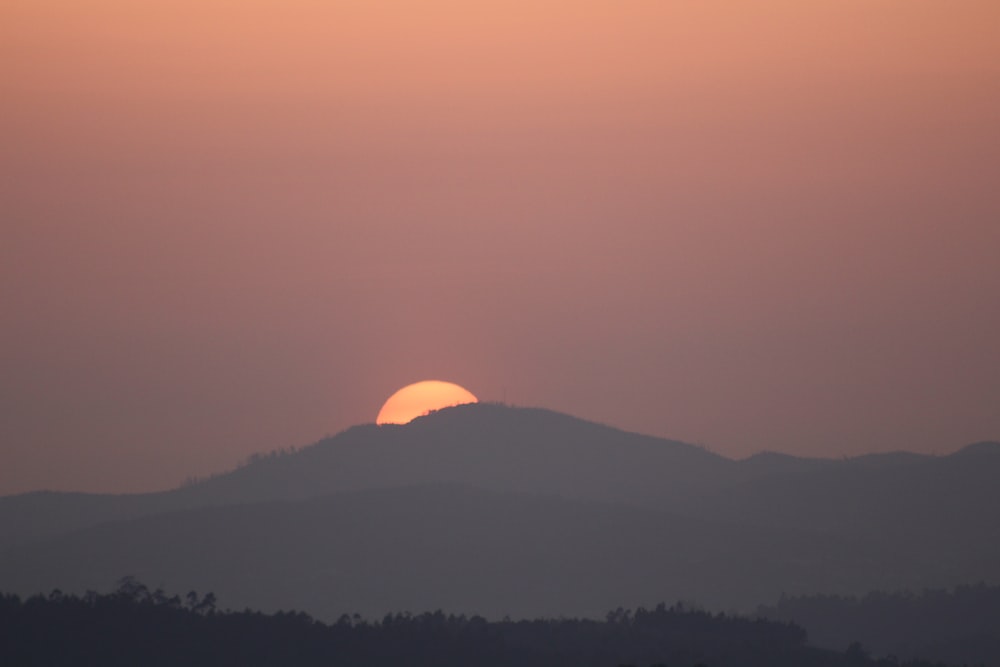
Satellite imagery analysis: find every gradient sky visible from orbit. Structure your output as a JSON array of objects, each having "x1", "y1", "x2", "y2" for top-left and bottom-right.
[{"x1": 3, "y1": 1, "x2": 999, "y2": 494}]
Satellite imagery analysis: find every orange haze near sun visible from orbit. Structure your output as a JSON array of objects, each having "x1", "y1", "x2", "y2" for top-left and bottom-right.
[{"x1": 376, "y1": 381, "x2": 479, "y2": 425}]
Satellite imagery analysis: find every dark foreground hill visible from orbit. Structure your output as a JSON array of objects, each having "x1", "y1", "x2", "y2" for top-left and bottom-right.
[
  {"x1": 0, "y1": 583, "x2": 947, "y2": 667},
  {"x1": 1, "y1": 403, "x2": 998, "y2": 618}
]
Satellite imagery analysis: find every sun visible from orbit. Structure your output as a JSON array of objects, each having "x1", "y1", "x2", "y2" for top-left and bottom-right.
[{"x1": 376, "y1": 380, "x2": 478, "y2": 425}]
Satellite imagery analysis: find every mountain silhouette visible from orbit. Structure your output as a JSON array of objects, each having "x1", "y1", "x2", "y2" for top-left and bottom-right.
[
  {"x1": 1, "y1": 404, "x2": 997, "y2": 619},
  {"x1": 0, "y1": 404, "x2": 735, "y2": 549}
]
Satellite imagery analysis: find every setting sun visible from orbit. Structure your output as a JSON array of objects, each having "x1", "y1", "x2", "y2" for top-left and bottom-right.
[{"x1": 376, "y1": 380, "x2": 478, "y2": 425}]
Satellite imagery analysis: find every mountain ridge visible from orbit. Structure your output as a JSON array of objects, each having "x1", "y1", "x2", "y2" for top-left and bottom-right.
[
  {"x1": 2, "y1": 404, "x2": 997, "y2": 549},
  {"x1": 1, "y1": 403, "x2": 997, "y2": 620}
]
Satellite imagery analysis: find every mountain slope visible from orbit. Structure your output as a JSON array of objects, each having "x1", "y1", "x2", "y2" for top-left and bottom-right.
[
  {"x1": 176, "y1": 404, "x2": 740, "y2": 508},
  {"x1": 0, "y1": 404, "x2": 736, "y2": 549},
  {"x1": 697, "y1": 442, "x2": 1000, "y2": 555},
  {"x1": 0, "y1": 483, "x2": 885, "y2": 619}
]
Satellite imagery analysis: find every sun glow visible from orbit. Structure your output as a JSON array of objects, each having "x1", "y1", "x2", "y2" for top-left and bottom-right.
[{"x1": 376, "y1": 380, "x2": 478, "y2": 425}]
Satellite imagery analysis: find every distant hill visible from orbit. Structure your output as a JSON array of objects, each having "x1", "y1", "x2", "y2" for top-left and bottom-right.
[
  {"x1": 697, "y1": 439, "x2": 1000, "y2": 570},
  {"x1": 759, "y1": 583, "x2": 1000, "y2": 666},
  {"x1": 1, "y1": 404, "x2": 998, "y2": 620},
  {"x1": 0, "y1": 484, "x2": 877, "y2": 619}
]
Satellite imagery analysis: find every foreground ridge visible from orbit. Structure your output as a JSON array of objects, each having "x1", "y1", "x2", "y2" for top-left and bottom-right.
[{"x1": 0, "y1": 582, "x2": 945, "y2": 667}]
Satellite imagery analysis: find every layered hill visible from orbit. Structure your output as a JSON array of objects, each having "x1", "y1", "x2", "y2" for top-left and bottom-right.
[
  {"x1": 1, "y1": 403, "x2": 997, "y2": 618},
  {"x1": 0, "y1": 484, "x2": 868, "y2": 619},
  {"x1": 0, "y1": 404, "x2": 734, "y2": 549}
]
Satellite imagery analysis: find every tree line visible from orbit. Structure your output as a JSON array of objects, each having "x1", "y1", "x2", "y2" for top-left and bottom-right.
[{"x1": 0, "y1": 579, "x2": 956, "y2": 667}]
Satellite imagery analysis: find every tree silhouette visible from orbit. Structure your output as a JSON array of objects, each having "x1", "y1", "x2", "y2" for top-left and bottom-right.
[{"x1": 0, "y1": 584, "x2": 964, "y2": 667}]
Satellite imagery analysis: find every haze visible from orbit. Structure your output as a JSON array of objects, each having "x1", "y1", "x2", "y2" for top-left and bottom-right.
[{"x1": 2, "y1": 1, "x2": 999, "y2": 494}]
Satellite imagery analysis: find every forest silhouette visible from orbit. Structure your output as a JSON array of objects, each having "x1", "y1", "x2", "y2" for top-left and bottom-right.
[{"x1": 0, "y1": 580, "x2": 963, "y2": 667}]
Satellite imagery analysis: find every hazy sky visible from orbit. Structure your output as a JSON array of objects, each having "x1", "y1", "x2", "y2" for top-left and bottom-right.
[{"x1": 3, "y1": 1, "x2": 999, "y2": 494}]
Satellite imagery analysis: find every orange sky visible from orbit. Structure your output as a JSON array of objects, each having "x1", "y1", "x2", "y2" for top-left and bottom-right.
[{"x1": 2, "y1": 1, "x2": 999, "y2": 493}]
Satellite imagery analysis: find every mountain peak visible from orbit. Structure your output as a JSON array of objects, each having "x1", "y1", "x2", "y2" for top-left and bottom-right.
[{"x1": 175, "y1": 402, "x2": 731, "y2": 509}]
